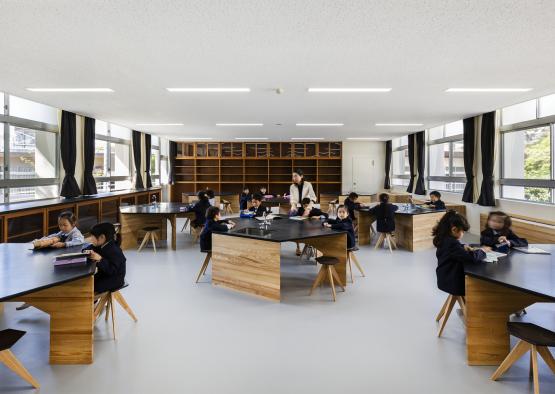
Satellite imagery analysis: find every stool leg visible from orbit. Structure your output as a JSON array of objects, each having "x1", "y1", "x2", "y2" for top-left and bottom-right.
[
  {"x1": 327, "y1": 266, "x2": 337, "y2": 301},
  {"x1": 151, "y1": 232, "x2": 157, "y2": 253},
  {"x1": 375, "y1": 233, "x2": 385, "y2": 249},
  {"x1": 531, "y1": 345, "x2": 540, "y2": 394},
  {"x1": 0, "y1": 349, "x2": 40, "y2": 388},
  {"x1": 110, "y1": 295, "x2": 116, "y2": 340},
  {"x1": 437, "y1": 295, "x2": 457, "y2": 337},
  {"x1": 347, "y1": 253, "x2": 354, "y2": 283},
  {"x1": 309, "y1": 266, "x2": 327, "y2": 295},
  {"x1": 113, "y1": 291, "x2": 138, "y2": 322},
  {"x1": 105, "y1": 298, "x2": 111, "y2": 321},
  {"x1": 435, "y1": 296, "x2": 450, "y2": 322},
  {"x1": 330, "y1": 266, "x2": 345, "y2": 291},
  {"x1": 195, "y1": 253, "x2": 212, "y2": 283},
  {"x1": 350, "y1": 251, "x2": 365, "y2": 277},
  {"x1": 137, "y1": 232, "x2": 150, "y2": 252},
  {"x1": 201, "y1": 252, "x2": 212, "y2": 276},
  {"x1": 181, "y1": 218, "x2": 189, "y2": 232},
  {"x1": 389, "y1": 234, "x2": 397, "y2": 249},
  {"x1": 537, "y1": 346, "x2": 555, "y2": 373},
  {"x1": 386, "y1": 234, "x2": 393, "y2": 253},
  {"x1": 491, "y1": 340, "x2": 530, "y2": 380}
]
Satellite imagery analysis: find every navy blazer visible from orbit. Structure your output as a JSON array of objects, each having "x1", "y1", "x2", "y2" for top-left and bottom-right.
[
  {"x1": 368, "y1": 203, "x2": 398, "y2": 233},
  {"x1": 83, "y1": 240, "x2": 126, "y2": 293},
  {"x1": 200, "y1": 219, "x2": 230, "y2": 252},
  {"x1": 189, "y1": 200, "x2": 211, "y2": 227},
  {"x1": 480, "y1": 228, "x2": 528, "y2": 249},
  {"x1": 436, "y1": 237, "x2": 485, "y2": 296},
  {"x1": 240, "y1": 193, "x2": 252, "y2": 210},
  {"x1": 249, "y1": 204, "x2": 268, "y2": 217},
  {"x1": 297, "y1": 207, "x2": 328, "y2": 218},
  {"x1": 426, "y1": 200, "x2": 446, "y2": 210},
  {"x1": 326, "y1": 217, "x2": 355, "y2": 249},
  {"x1": 343, "y1": 198, "x2": 361, "y2": 220}
]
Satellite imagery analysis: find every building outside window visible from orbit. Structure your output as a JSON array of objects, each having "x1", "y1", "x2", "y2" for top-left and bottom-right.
[
  {"x1": 391, "y1": 136, "x2": 409, "y2": 187},
  {"x1": 427, "y1": 120, "x2": 465, "y2": 193},
  {"x1": 94, "y1": 121, "x2": 132, "y2": 192}
]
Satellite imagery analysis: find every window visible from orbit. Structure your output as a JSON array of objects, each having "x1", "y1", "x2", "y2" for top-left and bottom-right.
[
  {"x1": 391, "y1": 136, "x2": 409, "y2": 187},
  {"x1": 501, "y1": 125, "x2": 554, "y2": 203},
  {"x1": 150, "y1": 136, "x2": 160, "y2": 186},
  {"x1": 427, "y1": 121, "x2": 465, "y2": 193},
  {"x1": 0, "y1": 94, "x2": 60, "y2": 202},
  {"x1": 160, "y1": 137, "x2": 169, "y2": 185},
  {"x1": 94, "y1": 120, "x2": 132, "y2": 191},
  {"x1": 502, "y1": 99, "x2": 537, "y2": 125},
  {"x1": 540, "y1": 94, "x2": 555, "y2": 118}
]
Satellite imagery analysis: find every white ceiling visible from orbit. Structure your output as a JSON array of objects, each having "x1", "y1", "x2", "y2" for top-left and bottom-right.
[{"x1": 1, "y1": 0, "x2": 555, "y2": 141}]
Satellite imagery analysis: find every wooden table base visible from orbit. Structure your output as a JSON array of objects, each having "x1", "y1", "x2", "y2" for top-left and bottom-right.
[
  {"x1": 13, "y1": 276, "x2": 94, "y2": 364},
  {"x1": 298, "y1": 234, "x2": 347, "y2": 285},
  {"x1": 465, "y1": 276, "x2": 552, "y2": 365},
  {"x1": 119, "y1": 213, "x2": 170, "y2": 250}
]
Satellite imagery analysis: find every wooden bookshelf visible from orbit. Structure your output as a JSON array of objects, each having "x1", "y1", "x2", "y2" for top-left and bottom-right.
[{"x1": 171, "y1": 142, "x2": 342, "y2": 200}]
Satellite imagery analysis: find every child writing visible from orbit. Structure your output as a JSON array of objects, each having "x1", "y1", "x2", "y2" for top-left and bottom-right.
[
  {"x1": 248, "y1": 193, "x2": 268, "y2": 217},
  {"x1": 297, "y1": 197, "x2": 328, "y2": 219},
  {"x1": 480, "y1": 211, "x2": 528, "y2": 251},
  {"x1": 83, "y1": 222, "x2": 126, "y2": 294},
  {"x1": 433, "y1": 210, "x2": 489, "y2": 296},
  {"x1": 189, "y1": 191, "x2": 211, "y2": 229},
  {"x1": 240, "y1": 187, "x2": 251, "y2": 210},
  {"x1": 426, "y1": 191, "x2": 446, "y2": 210},
  {"x1": 323, "y1": 205, "x2": 356, "y2": 249},
  {"x1": 200, "y1": 206, "x2": 236, "y2": 252},
  {"x1": 32, "y1": 211, "x2": 84, "y2": 249},
  {"x1": 343, "y1": 192, "x2": 368, "y2": 220},
  {"x1": 367, "y1": 193, "x2": 398, "y2": 234}
]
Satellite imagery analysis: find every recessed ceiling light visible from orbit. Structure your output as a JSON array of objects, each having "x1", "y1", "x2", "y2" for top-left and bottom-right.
[
  {"x1": 291, "y1": 137, "x2": 325, "y2": 140},
  {"x1": 216, "y1": 123, "x2": 263, "y2": 126},
  {"x1": 308, "y1": 88, "x2": 391, "y2": 92},
  {"x1": 296, "y1": 123, "x2": 344, "y2": 127},
  {"x1": 346, "y1": 137, "x2": 380, "y2": 140},
  {"x1": 167, "y1": 88, "x2": 250, "y2": 92},
  {"x1": 234, "y1": 137, "x2": 268, "y2": 140},
  {"x1": 445, "y1": 88, "x2": 533, "y2": 92},
  {"x1": 375, "y1": 123, "x2": 423, "y2": 126},
  {"x1": 136, "y1": 123, "x2": 184, "y2": 126},
  {"x1": 26, "y1": 88, "x2": 114, "y2": 92},
  {"x1": 177, "y1": 137, "x2": 214, "y2": 140}
]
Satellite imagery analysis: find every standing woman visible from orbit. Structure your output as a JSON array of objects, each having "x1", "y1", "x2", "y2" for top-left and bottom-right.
[{"x1": 289, "y1": 169, "x2": 317, "y2": 255}]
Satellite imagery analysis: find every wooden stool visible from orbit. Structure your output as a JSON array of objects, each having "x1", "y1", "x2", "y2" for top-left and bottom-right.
[
  {"x1": 369, "y1": 224, "x2": 376, "y2": 241},
  {"x1": 347, "y1": 246, "x2": 365, "y2": 283},
  {"x1": 138, "y1": 226, "x2": 159, "y2": 252},
  {"x1": 181, "y1": 217, "x2": 190, "y2": 232},
  {"x1": 492, "y1": 322, "x2": 555, "y2": 394},
  {"x1": 300, "y1": 244, "x2": 319, "y2": 260},
  {"x1": 0, "y1": 329, "x2": 40, "y2": 388},
  {"x1": 94, "y1": 283, "x2": 138, "y2": 340},
  {"x1": 327, "y1": 199, "x2": 338, "y2": 216},
  {"x1": 310, "y1": 256, "x2": 345, "y2": 302},
  {"x1": 190, "y1": 225, "x2": 203, "y2": 243},
  {"x1": 222, "y1": 199, "x2": 233, "y2": 215},
  {"x1": 436, "y1": 294, "x2": 465, "y2": 337},
  {"x1": 375, "y1": 232, "x2": 397, "y2": 253},
  {"x1": 195, "y1": 251, "x2": 212, "y2": 283}
]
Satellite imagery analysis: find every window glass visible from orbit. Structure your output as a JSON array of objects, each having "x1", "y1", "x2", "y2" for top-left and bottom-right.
[
  {"x1": 151, "y1": 149, "x2": 160, "y2": 175},
  {"x1": 151, "y1": 135, "x2": 160, "y2": 147},
  {"x1": 161, "y1": 158, "x2": 169, "y2": 184},
  {"x1": 392, "y1": 150, "x2": 409, "y2": 175},
  {"x1": 452, "y1": 142, "x2": 465, "y2": 176},
  {"x1": 0, "y1": 124, "x2": 4, "y2": 180},
  {"x1": 95, "y1": 120, "x2": 108, "y2": 136},
  {"x1": 96, "y1": 181, "x2": 111, "y2": 193},
  {"x1": 94, "y1": 140, "x2": 108, "y2": 177},
  {"x1": 539, "y1": 94, "x2": 555, "y2": 118},
  {"x1": 110, "y1": 124, "x2": 131, "y2": 140},
  {"x1": 9, "y1": 185, "x2": 58, "y2": 202},
  {"x1": 502, "y1": 99, "x2": 536, "y2": 125},
  {"x1": 445, "y1": 120, "x2": 463, "y2": 137},
  {"x1": 429, "y1": 180, "x2": 465, "y2": 193},
  {"x1": 9, "y1": 95, "x2": 58, "y2": 125},
  {"x1": 429, "y1": 143, "x2": 450, "y2": 176},
  {"x1": 114, "y1": 180, "x2": 132, "y2": 190},
  {"x1": 428, "y1": 126, "x2": 443, "y2": 140},
  {"x1": 392, "y1": 178, "x2": 409, "y2": 186},
  {"x1": 110, "y1": 142, "x2": 130, "y2": 177},
  {"x1": 502, "y1": 185, "x2": 551, "y2": 203},
  {"x1": 503, "y1": 126, "x2": 550, "y2": 180},
  {"x1": 160, "y1": 138, "x2": 168, "y2": 156},
  {"x1": 8, "y1": 126, "x2": 56, "y2": 179}
]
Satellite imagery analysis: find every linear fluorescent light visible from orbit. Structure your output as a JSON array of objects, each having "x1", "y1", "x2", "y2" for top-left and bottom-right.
[
  {"x1": 346, "y1": 137, "x2": 380, "y2": 140},
  {"x1": 296, "y1": 123, "x2": 344, "y2": 127},
  {"x1": 308, "y1": 88, "x2": 391, "y2": 92},
  {"x1": 26, "y1": 88, "x2": 114, "y2": 92},
  {"x1": 216, "y1": 123, "x2": 263, "y2": 126},
  {"x1": 167, "y1": 88, "x2": 250, "y2": 92},
  {"x1": 291, "y1": 137, "x2": 324, "y2": 140},
  {"x1": 234, "y1": 137, "x2": 268, "y2": 140},
  {"x1": 375, "y1": 123, "x2": 423, "y2": 126},
  {"x1": 136, "y1": 123, "x2": 184, "y2": 126},
  {"x1": 177, "y1": 137, "x2": 213, "y2": 140},
  {"x1": 445, "y1": 88, "x2": 533, "y2": 92}
]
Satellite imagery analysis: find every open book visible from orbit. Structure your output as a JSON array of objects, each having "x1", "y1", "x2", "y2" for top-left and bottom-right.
[{"x1": 513, "y1": 246, "x2": 550, "y2": 254}]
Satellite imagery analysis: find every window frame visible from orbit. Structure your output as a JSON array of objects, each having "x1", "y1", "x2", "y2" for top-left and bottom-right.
[
  {"x1": 0, "y1": 92, "x2": 60, "y2": 202},
  {"x1": 426, "y1": 124, "x2": 465, "y2": 193},
  {"x1": 94, "y1": 122, "x2": 133, "y2": 191},
  {"x1": 151, "y1": 139, "x2": 161, "y2": 186},
  {"x1": 391, "y1": 139, "x2": 410, "y2": 185}
]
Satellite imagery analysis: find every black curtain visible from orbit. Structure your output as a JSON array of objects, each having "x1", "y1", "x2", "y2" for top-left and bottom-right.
[
  {"x1": 60, "y1": 111, "x2": 81, "y2": 198},
  {"x1": 414, "y1": 131, "x2": 426, "y2": 195},
  {"x1": 132, "y1": 130, "x2": 144, "y2": 189},
  {"x1": 169, "y1": 141, "x2": 177, "y2": 185},
  {"x1": 477, "y1": 111, "x2": 496, "y2": 206},
  {"x1": 384, "y1": 140, "x2": 392, "y2": 189},
  {"x1": 406, "y1": 134, "x2": 416, "y2": 193},
  {"x1": 144, "y1": 133, "x2": 152, "y2": 188},
  {"x1": 462, "y1": 117, "x2": 475, "y2": 203},
  {"x1": 82, "y1": 117, "x2": 98, "y2": 195}
]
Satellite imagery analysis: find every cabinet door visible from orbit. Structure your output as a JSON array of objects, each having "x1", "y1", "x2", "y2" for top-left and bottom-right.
[
  {"x1": 257, "y1": 143, "x2": 268, "y2": 158},
  {"x1": 246, "y1": 143, "x2": 256, "y2": 157},
  {"x1": 294, "y1": 143, "x2": 305, "y2": 157},
  {"x1": 208, "y1": 143, "x2": 219, "y2": 157},
  {"x1": 306, "y1": 143, "x2": 317, "y2": 157},
  {"x1": 196, "y1": 143, "x2": 207, "y2": 157},
  {"x1": 221, "y1": 143, "x2": 232, "y2": 157},
  {"x1": 232, "y1": 143, "x2": 243, "y2": 157},
  {"x1": 281, "y1": 143, "x2": 291, "y2": 157}
]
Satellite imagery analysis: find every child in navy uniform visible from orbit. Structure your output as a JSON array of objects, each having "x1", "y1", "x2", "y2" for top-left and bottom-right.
[
  {"x1": 297, "y1": 198, "x2": 328, "y2": 219},
  {"x1": 480, "y1": 211, "x2": 528, "y2": 251},
  {"x1": 433, "y1": 210, "x2": 489, "y2": 296},
  {"x1": 200, "y1": 207, "x2": 235, "y2": 252},
  {"x1": 343, "y1": 192, "x2": 365, "y2": 220},
  {"x1": 240, "y1": 187, "x2": 251, "y2": 210},
  {"x1": 248, "y1": 193, "x2": 268, "y2": 217},
  {"x1": 323, "y1": 205, "x2": 355, "y2": 249},
  {"x1": 368, "y1": 193, "x2": 398, "y2": 233},
  {"x1": 426, "y1": 191, "x2": 446, "y2": 210},
  {"x1": 83, "y1": 222, "x2": 127, "y2": 294},
  {"x1": 189, "y1": 191, "x2": 211, "y2": 228}
]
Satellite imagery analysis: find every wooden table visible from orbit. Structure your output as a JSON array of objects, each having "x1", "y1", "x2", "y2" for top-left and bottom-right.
[
  {"x1": 355, "y1": 204, "x2": 446, "y2": 251},
  {"x1": 464, "y1": 245, "x2": 555, "y2": 365},
  {"x1": 119, "y1": 203, "x2": 193, "y2": 250},
  {"x1": 212, "y1": 216, "x2": 347, "y2": 301},
  {"x1": 0, "y1": 244, "x2": 95, "y2": 364}
]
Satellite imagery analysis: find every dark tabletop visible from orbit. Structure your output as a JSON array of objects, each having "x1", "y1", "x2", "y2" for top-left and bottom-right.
[
  {"x1": 357, "y1": 203, "x2": 445, "y2": 216},
  {"x1": 181, "y1": 192, "x2": 238, "y2": 196},
  {"x1": 0, "y1": 244, "x2": 96, "y2": 301},
  {"x1": 465, "y1": 244, "x2": 555, "y2": 301},
  {"x1": 262, "y1": 197, "x2": 291, "y2": 204},
  {"x1": 0, "y1": 188, "x2": 161, "y2": 214},
  {"x1": 119, "y1": 202, "x2": 191, "y2": 214},
  {"x1": 215, "y1": 215, "x2": 346, "y2": 242}
]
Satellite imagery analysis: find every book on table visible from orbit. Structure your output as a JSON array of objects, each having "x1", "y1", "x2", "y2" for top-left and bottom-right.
[
  {"x1": 513, "y1": 246, "x2": 550, "y2": 254},
  {"x1": 53, "y1": 251, "x2": 89, "y2": 266}
]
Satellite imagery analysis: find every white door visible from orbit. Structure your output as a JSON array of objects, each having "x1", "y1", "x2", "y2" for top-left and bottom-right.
[{"x1": 351, "y1": 156, "x2": 374, "y2": 193}]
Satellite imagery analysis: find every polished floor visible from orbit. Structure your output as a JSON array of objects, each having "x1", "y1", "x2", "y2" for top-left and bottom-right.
[{"x1": 1, "y1": 221, "x2": 554, "y2": 394}]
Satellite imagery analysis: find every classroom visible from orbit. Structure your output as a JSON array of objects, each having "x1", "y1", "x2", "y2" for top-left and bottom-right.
[{"x1": 1, "y1": 2, "x2": 555, "y2": 393}]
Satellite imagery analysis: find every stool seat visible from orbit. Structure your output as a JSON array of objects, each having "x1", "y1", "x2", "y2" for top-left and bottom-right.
[
  {"x1": 0, "y1": 329, "x2": 25, "y2": 352},
  {"x1": 200, "y1": 249, "x2": 211, "y2": 254},
  {"x1": 142, "y1": 226, "x2": 160, "y2": 232},
  {"x1": 348, "y1": 246, "x2": 359, "y2": 252},
  {"x1": 508, "y1": 322, "x2": 555, "y2": 347},
  {"x1": 316, "y1": 256, "x2": 339, "y2": 265}
]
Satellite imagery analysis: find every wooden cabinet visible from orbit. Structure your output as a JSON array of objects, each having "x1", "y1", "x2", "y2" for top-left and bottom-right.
[
  {"x1": 101, "y1": 198, "x2": 119, "y2": 223},
  {"x1": 76, "y1": 201, "x2": 100, "y2": 235},
  {"x1": 5, "y1": 209, "x2": 45, "y2": 243}
]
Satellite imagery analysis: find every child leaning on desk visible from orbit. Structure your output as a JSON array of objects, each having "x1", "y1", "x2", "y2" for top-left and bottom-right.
[
  {"x1": 200, "y1": 206, "x2": 235, "y2": 252},
  {"x1": 323, "y1": 205, "x2": 356, "y2": 249},
  {"x1": 297, "y1": 198, "x2": 328, "y2": 219},
  {"x1": 480, "y1": 211, "x2": 528, "y2": 252},
  {"x1": 32, "y1": 211, "x2": 84, "y2": 249}
]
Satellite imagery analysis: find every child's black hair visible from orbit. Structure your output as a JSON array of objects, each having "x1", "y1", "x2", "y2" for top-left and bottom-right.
[
  {"x1": 294, "y1": 169, "x2": 304, "y2": 177},
  {"x1": 379, "y1": 193, "x2": 389, "y2": 203},
  {"x1": 197, "y1": 190, "x2": 208, "y2": 201},
  {"x1": 90, "y1": 222, "x2": 116, "y2": 242},
  {"x1": 348, "y1": 192, "x2": 359, "y2": 200},
  {"x1": 301, "y1": 197, "x2": 311, "y2": 206},
  {"x1": 336, "y1": 204, "x2": 348, "y2": 215},
  {"x1": 252, "y1": 192, "x2": 263, "y2": 201},
  {"x1": 485, "y1": 211, "x2": 512, "y2": 235},
  {"x1": 206, "y1": 206, "x2": 221, "y2": 221},
  {"x1": 58, "y1": 210, "x2": 77, "y2": 225},
  {"x1": 205, "y1": 189, "x2": 215, "y2": 199},
  {"x1": 430, "y1": 191, "x2": 442, "y2": 199},
  {"x1": 432, "y1": 210, "x2": 469, "y2": 247}
]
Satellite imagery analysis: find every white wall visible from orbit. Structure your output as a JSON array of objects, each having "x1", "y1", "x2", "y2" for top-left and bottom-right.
[{"x1": 342, "y1": 141, "x2": 385, "y2": 194}]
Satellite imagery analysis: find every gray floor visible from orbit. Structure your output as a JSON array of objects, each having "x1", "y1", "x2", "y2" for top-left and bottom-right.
[{"x1": 1, "y1": 220, "x2": 554, "y2": 394}]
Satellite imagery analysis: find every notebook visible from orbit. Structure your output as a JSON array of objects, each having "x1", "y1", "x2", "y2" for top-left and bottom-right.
[
  {"x1": 484, "y1": 251, "x2": 507, "y2": 263},
  {"x1": 513, "y1": 246, "x2": 551, "y2": 254},
  {"x1": 53, "y1": 252, "x2": 89, "y2": 266},
  {"x1": 289, "y1": 216, "x2": 308, "y2": 221}
]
